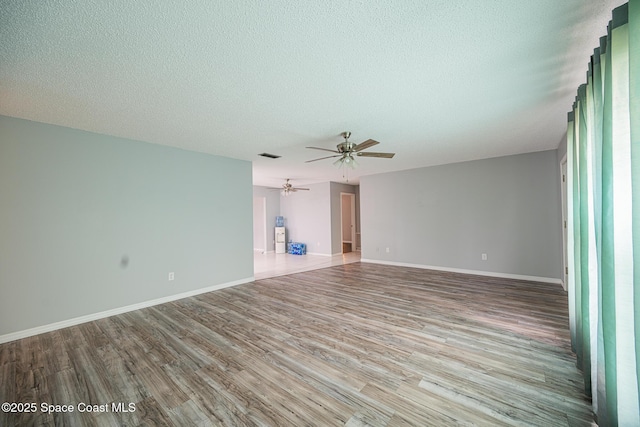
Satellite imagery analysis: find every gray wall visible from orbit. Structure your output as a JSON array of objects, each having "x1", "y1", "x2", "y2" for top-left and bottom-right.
[
  {"x1": 279, "y1": 182, "x2": 332, "y2": 255},
  {"x1": 330, "y1": 182, "x2": 358, "y2": 255},
  {"x1": 252, "y1": 197, "x2": 266, "y2": 251},
  {"x1": 253, "y1": 186, "x2": 281, "y2": 251},
  {"x1": 360, "y1": 150, "x2": 563, "y2": 280},
  {"x1": 557, "y1": 132, "x2": 567, "y2": 162},
  {"x1": 0, "y1": 116, "x2": 253, "y2": 337}
]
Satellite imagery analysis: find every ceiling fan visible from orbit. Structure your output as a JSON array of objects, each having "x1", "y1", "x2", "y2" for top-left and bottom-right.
[
  {"x1": 270, "y1": 179, "x2": 310, "y2": 196},
  {"x1": 306, "y1": 131, "x2": 395, "y2": 168}
]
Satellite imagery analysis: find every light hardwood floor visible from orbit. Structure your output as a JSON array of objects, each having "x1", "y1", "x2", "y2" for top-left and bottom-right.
[
  {"x1": 254, "y1": 250, "x2": 361, "y2": 280},
  {"x1": 0, "y1": 263, "x2": 593, "y2": 426}
]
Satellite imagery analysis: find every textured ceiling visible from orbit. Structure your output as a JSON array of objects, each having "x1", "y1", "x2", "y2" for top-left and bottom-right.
[{"x1": 0, "y1": 0, "x2": 622, "y2": 187}]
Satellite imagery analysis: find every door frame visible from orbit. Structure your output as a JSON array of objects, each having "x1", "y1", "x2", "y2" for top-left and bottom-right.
[
  {"x1": 560, "y1": 154, "x2": 568, "y2": 291},
  {"x1": 340, "y1": 192, "x2": 356, "y2": 253}
]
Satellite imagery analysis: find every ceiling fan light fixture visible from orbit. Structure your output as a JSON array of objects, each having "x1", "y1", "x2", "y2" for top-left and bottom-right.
[
  {"x1": 348, "y1": 155, "x2": 358, "y2": 169},
  {"x1": 333, "y1": 154, "x2": 357, "y2": 169},
  {"x1": 306, "y1": 132, "x2": 394, "y2": 168},
  {"x1": 276, "y1": 178, "x2": 309, "y2": 196}
]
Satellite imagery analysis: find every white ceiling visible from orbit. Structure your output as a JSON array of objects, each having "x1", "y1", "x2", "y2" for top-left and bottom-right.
[{"x1": 0, "y1": 0, "x2": 622, "y2": 188}]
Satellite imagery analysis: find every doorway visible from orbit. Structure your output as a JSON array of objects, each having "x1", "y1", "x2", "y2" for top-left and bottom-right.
[{"x1": 341, "y1": 193, "x2": 356, "y2": 254}]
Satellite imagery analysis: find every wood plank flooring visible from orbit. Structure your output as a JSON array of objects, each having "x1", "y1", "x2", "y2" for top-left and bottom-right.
[{"x1": 0, "y1": 263, "x2": 594, "y2": 426}]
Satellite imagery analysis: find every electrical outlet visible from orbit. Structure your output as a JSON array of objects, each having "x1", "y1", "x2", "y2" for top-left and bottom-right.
[
  {"x1": 482, "y1": 253, "x2": 487, "y2": 261},
  {"x1": 168, "y1": 272, "x2": 175, "y2": 281},
  {"x1": 386, "y1": 247, "x2": 390, "y2": 253}
]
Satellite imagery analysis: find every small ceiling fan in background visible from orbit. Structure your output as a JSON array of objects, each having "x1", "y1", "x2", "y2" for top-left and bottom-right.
[
  {"x1": 306, "y1": 132, "x2": 395, "y2": 168},
  {"x1": 269, "y1": 179, "x2": 310, "y2": 196}
]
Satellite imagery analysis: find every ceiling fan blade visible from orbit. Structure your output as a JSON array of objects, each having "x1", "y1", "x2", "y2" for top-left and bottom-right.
[
  {"x1": 357, "y1": 152, "x2": 395, "y2": 158},
  {"x1": 293, "y1": 188, "x2": 310, "y2": 191},
  {"x1": 354, "y1": 139, "x2": 380, "y2": 152},
  {"x1": 306, "y1": 146, "x2": 340, "y2": 153},
  {"x1": 305, "y1": 154, "x2": 342, "y2": 163}
]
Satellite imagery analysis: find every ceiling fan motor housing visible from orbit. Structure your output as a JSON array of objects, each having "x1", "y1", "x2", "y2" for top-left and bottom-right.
[
  {"x1": 337, "y1": 142, "x2": 356, "y2": 153},
  {"x1": 338, "y1": 132, "x2": 355, "y2": 153}
]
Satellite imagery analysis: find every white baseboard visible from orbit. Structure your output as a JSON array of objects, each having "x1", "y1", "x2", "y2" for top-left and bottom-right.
[
  {"x1": 0, "y1": 276, "x2": 254, "y2": 345},
  {"x1": 360, "y1": 259, "x2": 563, "y2": 285}
]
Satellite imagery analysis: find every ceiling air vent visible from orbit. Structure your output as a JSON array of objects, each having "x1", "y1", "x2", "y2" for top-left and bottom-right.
[{"x1": 258, "y1": 153, "x2": 281, "y2": 159}]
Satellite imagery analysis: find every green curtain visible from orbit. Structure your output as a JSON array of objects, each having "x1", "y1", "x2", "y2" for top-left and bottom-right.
[
  {"x1": 567, "y1": 2, "x2": 639, "y2": 425},
  {"x1": 592, "y1": 37, "x2": 608, "y2": 426},
  {"x1": 567, "y1": 110, "x2": 577, "y2": 355},
  {"x1": 631, "y1": 0, "x2": 640, "y2": 418},
  {"x1": 601, "y1": 18, "x2": 617, "y2": 426}
]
